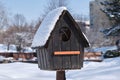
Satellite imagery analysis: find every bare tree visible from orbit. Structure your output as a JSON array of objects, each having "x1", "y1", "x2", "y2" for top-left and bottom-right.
[
  {"x1": 0, "y1": 2, "x2": 9, "y2": 44},
  {"x1": 43, "y1": 0, "x2": 68, "y2": 17},
  {"x1": 12, "y1": 14, "x2": 26, "y2": 32},
  {"x1": 0, "y1": 2, "x2": 8, "y2": 30},
  {"x1": 34, "y1": 18, "x2": 42, "y2": 32},
  {"x1": 2, "y1": 14, "x2": 27, "y2": 52},
  {"x1": 73, "y1": 14, "x2": 89, "y2": 22}
]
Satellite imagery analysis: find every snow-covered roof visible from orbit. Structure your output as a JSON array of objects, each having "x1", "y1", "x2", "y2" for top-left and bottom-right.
[
  {"x1": 31, "y1": 7, "x2": 67, "y2": 48},
  {"x1": 82, "y1": 32, "x2": 91, "y2": 47}
]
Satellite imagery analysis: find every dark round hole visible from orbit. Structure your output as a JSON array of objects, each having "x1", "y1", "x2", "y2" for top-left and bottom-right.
[{"x1": 59, "y1": 27, "x2": 71, "y2": 42}]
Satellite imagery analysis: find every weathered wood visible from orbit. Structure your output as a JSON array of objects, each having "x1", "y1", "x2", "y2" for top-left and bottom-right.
[
  {"x1": 37, "y1": 48, "x2": 50, "y2": 70},
  {"x1": 56, "y1": 71, "x2": 66, "y2": 80},
  {"x1": 61, "y1": 39, "x2": 71, "y2": 69},
  {"x1": 79, "y1": 44, "x2": 84, "y2": 68},
  {"x1": 47, "y1": 38, "x2": 54, "y2": 70},
  {"x1": 52, "y1": 34, "x2": 62, "y2": 70},
  {"x1": 53, "y1": 21, "x2": 62, "y2": 69},
  {"x1": 70, "y1": 34, "x2": 80, "y2": 69},
  {"x1": 44, "y1": 48, "x2": 50, "y2": 69},
  {"x1": 36, "y1": 49, "x2": 41, "y2": 68},
  {"x1": 39, "y1": 49, "x2": 44, "y2": 69},
  {"x1": 51, "y1": 36, "x2": 55, "y2": 69},
  {"x1": 42, "y1": 48, "x2": 48, "y2": 69}
]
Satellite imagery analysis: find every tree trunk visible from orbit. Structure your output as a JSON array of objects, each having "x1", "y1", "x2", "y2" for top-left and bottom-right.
[
  {"x1": 116, "y1": 39, "x2": 120, "y2": 51},
  {"x1": 56, "y1": 71, "x2": 66, "y2": 80}
]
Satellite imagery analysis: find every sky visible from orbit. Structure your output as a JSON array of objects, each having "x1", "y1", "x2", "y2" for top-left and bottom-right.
[{"x1": 0, "y1": 0, "x2": 92, "y2": 22}]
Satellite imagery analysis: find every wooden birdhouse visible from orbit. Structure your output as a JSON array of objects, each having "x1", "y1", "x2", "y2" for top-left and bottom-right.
[{"x1": 31, "y1": 7, "x2": 90, "y2": 70}]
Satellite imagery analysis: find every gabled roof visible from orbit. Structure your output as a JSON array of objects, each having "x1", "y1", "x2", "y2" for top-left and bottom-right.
[{"x1": 31, "y1": 7, "x2": 90, "y2": 48}]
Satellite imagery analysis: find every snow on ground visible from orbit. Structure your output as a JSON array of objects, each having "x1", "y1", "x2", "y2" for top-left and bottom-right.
[
  {"x1": 0, "y1": 62, "x2": 56, "y2": 80},
  {"x1": 67, "y1": 57, "x2": 120, "y2": 80},
  {"x1": 0, "y1": 57, "x2": 120, "y2": 80}
]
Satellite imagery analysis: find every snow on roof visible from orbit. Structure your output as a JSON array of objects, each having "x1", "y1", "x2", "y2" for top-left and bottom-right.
[
  {"x1": 31, "y1": 7, "x2": 67, "y2": 48},
  {"x1": 82, "y1": 32, "x2": 91, "y2": 47}
]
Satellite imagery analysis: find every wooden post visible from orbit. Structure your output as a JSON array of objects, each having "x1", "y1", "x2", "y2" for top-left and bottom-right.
[{"x1": 56, "y1": 71, "x2": 66, "y2": 80}]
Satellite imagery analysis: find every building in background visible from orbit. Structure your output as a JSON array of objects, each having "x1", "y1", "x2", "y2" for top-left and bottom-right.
[{"x1": 88, "y1": 0, "x2": 119, "y2": 47}]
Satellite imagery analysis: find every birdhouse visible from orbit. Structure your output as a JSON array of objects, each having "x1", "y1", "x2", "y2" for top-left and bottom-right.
[{"x1": 31, "y1": 7, "x2": 90, "y2": 70}]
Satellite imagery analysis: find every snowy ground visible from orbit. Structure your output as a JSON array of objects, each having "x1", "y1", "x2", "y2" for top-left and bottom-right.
[{"x1": 0, "y1": 57, "x2": 120, "y2": 80}]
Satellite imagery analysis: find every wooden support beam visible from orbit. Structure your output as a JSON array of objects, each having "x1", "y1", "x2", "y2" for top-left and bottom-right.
[{"x1": 56, "y1": 71, "x2": 66, "y2": 80}]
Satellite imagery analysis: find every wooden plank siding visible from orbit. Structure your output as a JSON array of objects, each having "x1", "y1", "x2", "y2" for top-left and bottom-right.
[
  {"x1": 60, "y1": 19, "x2": 71, "y2": 70},
  {"x1": 70, "y1": 34, "x2": 81, "y2": 69},
  {"x1": 64, "y1": 14, "x2": 83, "y2": 69},
  {"x1": 79, "y1": 45, "x2": 84, "y2": 68},
  {"x1": 37, "y1": 48, "x2": 51, "y2": 70},
  {"x1": 52, "y1": 34, "x2": 63, "y2": 70},
  {"x1": 38, "y1": 49, "x2": 43, "y2": 69},
  {"x1": 47, "y1": 37, "x2": 54, "y2": 70}
]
